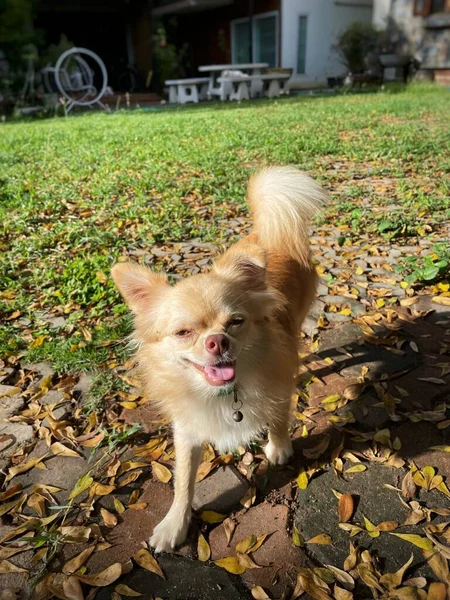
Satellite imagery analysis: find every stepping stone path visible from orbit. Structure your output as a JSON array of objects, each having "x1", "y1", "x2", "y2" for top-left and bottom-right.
[{"x1": 1, "y1": 229, "x2": 450, "y2": 598}]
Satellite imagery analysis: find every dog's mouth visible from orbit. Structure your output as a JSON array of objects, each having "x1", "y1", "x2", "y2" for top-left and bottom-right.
[{"x1": 186, "y1": 360, "x2": 236, "y2": 387}]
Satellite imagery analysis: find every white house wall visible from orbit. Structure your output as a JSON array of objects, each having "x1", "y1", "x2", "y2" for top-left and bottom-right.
[
  {"x1": 281, "y1": 0, "x2": 373, "y2": 87},
  {"x1": 372, "y1": 0, "x2": 392, "y2": 28}
]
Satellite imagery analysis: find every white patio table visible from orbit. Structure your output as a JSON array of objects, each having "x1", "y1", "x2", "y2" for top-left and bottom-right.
[{"x1": 198, "y1": 63, "x2": 269, "y2": 100}]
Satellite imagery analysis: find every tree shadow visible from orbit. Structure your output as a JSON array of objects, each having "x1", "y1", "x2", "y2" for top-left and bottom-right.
[{"x1": 210, "y1": 302, "x2": 450, "y2": 507}]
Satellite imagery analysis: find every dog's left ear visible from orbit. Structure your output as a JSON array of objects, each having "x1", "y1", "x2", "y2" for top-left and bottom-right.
[{"x1": 214, "y1": 242, "x2": 267, "y2": 290}]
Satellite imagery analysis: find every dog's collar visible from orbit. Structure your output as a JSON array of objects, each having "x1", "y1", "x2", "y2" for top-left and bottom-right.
[
  {"x1": 214, "y1": 383, "x2": 244, "y2": 421},
  {"x1": 216, "y1": 383, "x2": 235, "y2": 397}
]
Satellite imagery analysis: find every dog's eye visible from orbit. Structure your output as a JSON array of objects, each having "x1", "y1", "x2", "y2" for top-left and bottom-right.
[
  {"x1": 175, "y1": 329, "x2": 192, "y2": 338},
  {"x1": 228, "y1": 317, "x2": 245, "y2": 327}
]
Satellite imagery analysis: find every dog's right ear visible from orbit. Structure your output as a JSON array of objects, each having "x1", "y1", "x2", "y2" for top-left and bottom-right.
[{"x1": 111, "y1": 263, "x2": 169, "y2": 314}]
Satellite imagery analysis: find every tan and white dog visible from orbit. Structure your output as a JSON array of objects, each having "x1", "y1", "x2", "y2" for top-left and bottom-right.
[{"x1": 112, "y1": 166, "x2": 328, "y2": 552}]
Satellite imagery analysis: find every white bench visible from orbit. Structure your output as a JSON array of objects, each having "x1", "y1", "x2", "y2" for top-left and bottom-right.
[
  {"x1": 216, "y1": 72, "x2": 291, "y2": 102},
  {"x1": 217, "y1": 73, "x2": 250, "y2": 101},
  {"x1": 248, "y1": 73, "x2": 291, "y2": 98},
  {"x1": 165, "y1": 77, "x2": 210, "y2": 104}
]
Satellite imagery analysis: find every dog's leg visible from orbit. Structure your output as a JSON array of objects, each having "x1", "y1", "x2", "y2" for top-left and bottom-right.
[
  {"x1": 150, "y1": 429, "x2": 202, "y2": 552},
  {"x1": 265, "y1": 407, "x2": 293, "y2": 465}
]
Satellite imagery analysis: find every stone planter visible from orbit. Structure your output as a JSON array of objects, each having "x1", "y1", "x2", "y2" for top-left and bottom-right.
[{"x1": 379, "y1": 53, "x2": 411, "y2": 68}]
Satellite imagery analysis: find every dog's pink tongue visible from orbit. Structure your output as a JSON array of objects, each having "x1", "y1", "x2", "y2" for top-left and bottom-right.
[{"x1": 204, "y1": 364, "x2": 235, "y2": 382}]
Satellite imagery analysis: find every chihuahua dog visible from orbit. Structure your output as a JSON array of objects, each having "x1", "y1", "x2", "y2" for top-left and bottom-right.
[{"x1": 112, "y1": 166, "x2": 327, "y2": 552}]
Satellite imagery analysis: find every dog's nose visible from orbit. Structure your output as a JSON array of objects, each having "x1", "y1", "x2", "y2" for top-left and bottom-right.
[{"x1": 205, "y1": 334, "x2": 230, "y2": 356}]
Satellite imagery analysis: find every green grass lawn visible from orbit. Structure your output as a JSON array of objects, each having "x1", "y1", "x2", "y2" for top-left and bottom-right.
[{"x1": 1, "y1": 84, "x2": 449, "y2": 384}]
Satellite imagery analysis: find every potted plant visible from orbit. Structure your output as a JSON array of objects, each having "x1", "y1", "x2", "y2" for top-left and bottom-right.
[{"x1": 335, "y1": 22, "x2": 381, "y2": 75}]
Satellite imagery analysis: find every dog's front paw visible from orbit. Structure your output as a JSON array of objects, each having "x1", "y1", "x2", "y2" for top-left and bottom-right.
[
  {"x1": 265, "y1": 438, "x2": 294, "y2": 465},
  {"x1": 149, "y1": 511, "x2": 191, "y2": 553}
]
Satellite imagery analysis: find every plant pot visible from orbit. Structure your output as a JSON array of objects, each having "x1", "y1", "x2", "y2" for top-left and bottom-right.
[
  {"x1": 379, "y1": 54, "x2": 411, "y2": 68},
  {"x1": 327, "y1": 77, "x2": 344, "y2": 88}
]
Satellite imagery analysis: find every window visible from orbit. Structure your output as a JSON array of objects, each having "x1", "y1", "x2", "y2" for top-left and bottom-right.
[
  {"x1": 297, "y1": 16, "x2": 308, "y2": 74},
  {"x1": 414, "y1": 0, "x2": 449, "y2": 15},
  {"x1": 231, "y1": 12, "x2": 279, "y2": 67},
  {"x1": 232, "y1": 20, "x2": 250, "y2": 63},
  {"x1": 254, "y1": 14, "x2": 277, "y2": 66}
]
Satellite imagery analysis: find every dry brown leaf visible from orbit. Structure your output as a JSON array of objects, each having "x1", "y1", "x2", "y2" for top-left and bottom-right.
[
  {"x1": 91, "y1": 482, "x2": 115, "y2": 496},
  {"x1": 357, "y1": 564, "x2": 384, "y2": 593},
  {"x1": 134, "y1": 548, "x2": 165, "y2": 579},
  {"x1": 5, "y1": 455, "x2": 47, "y2": 482},
  {"x1": 343, "y1": 383, "x2": 365, "y2": 401},
  {"x1": 417, "y1": 377, "x2": 446, "y2": 385},
  {"x1": 303, "y1": 435, "x2": 330, "y2": 460},
  {"x1": 0, "y1": 484, "x2": 22, "y2": 502},
  {"x1": 197, "y1": 533, "x2": 211, "y2": 562},
  {"x1": 63, "y1": 575, "x2": 84, "y2": 600},
  {"x1": 426, "y1": 582, "x2": 447, "y2": 600},
  {"x1": 0, "y1": 499, "x2": 20, "y2": 517},
  {"x1": 338, "y1": 494, "x2": 354, "y2": 523},
  {"x1": 307, "y1": 534, "x2": 333, "y2": 545},
  {"x1": 377, "y1": 521, "x2": 399, "y2": 532},
  {"x1": 105, "y1": 456, "x2": 121, "y2": 477},
  {"x1": 223, "y1": 518, "x2": 236, "y2": 546},
  {"x1": 0, "y1": 546, "x2": 31, "y2": 560},
  {"x1": 251, "y1": 586, "x2": 271, "y2": 599},
  {"x1": 215, "y1": 556, "x2": 246, "y2": 575},
  {"x1": 63, "y1": 545, "x2": 96, "y2": 575},
  {"x1": 325, "y1": 565, "x2": 355, "y2": 588},
  {"x1": 237, "y1": 552, "x2": 262, "y2": 570},
  {"x1": 432, "y1": 296, "x2": 450, "y2": 306},
  {"x1": 236, "y1": 535, "x2": 257, "y2": 554},
  {"x1": 402, "y1": 471, "x2": 417, "y2": 499},
  {"x1": 101, "y1": 508, "x2": 118, "y2": 528},
  {"x1": 50, "y1": 442, "x2": 81, "y2": 458},
  {"x1": 76, "y1": 562, "x2": 122, "y2": 587},
  {"x1": 240, "y1": 486, "x2": 256, "y2": 508},
  {"x1": 196, "y1": 461, "x2": 214, "y2": 483},
  {"x1": 60, "y1": 526, "x2": 91, "y2": 544},
  {"x1": 422, "y1": 548, "x2": 450, "y2": 584},
  {"x1": 0, "y1": 559, "x2": 29, "y2": 576},
  {"x1": 296, "y1": 568, "x2": 333, "y2": 600},
  {"x1": 423, "y1": 530, "x2": 450, "y2": 559},
  {"x1": 27, "y1": 492, "x2": 47, "y2": 517},
  {"x1": 151, "y1": 462, "x2": 172, "y2": 483},
  {"x1": 78, "y1": 431, "x2": 105, "y2": 448},
  {"x1": 114, "y1": 583, "x2": 142, "y2": 596},
  {"x1": 248, "y1": 534, "x2": 269, "y2": 554},
  {"x1": 114, "y1": 498, "x2": 126, "y2": 514},
  {"x1": 118, "y1": 471, "x2": 142, "y2": 488},
  {"x1": 379, "y1": 554, "x2": 414, "y2": 590},
  {"x1": 200, "y1": 510, "x2": 226, "y2": 524},
  {"x1": 344, "y1": 542, "x2": 359, "y2": 571},
  {"x1": 334, "y1": 585, "x2": 353, "y2": 600},
  {"x1": 403, "y1": 577, "x2": 427, "y2": 589},
  {"x1": 345, "y1": 464, "x2": 367, "y2": 474},
  {"x1": 128, "y1": 503, "x2": 147, "y2": 510}
]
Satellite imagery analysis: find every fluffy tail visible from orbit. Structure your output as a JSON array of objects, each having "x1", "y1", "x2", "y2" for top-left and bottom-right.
[{"x1": 247, "y1": 166, "x2": 328, "y2": 265}]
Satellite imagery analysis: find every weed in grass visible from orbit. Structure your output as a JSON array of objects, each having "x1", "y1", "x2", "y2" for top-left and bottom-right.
[{"x1": 397, "y1": 242, "x2": 450, "y2": 286}]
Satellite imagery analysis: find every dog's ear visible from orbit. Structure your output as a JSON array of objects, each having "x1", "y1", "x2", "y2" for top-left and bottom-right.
[
  {"x1": 214, "y1": 242, "x2": 267, "y2": 290},
  {"x1": 111, "y1": 263, "x2": 169, "y2": 314}
]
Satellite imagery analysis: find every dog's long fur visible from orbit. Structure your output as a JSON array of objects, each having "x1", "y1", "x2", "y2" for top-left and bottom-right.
[{"x1": 112, "y1": 166, "x2": 327, "y2": 552}]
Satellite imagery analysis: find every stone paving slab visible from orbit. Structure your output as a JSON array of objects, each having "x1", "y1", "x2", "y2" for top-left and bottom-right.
[
  {"x1": 294, "y1": 463, "x2": 448, "y2": 578},
  {"x1": 209, "y1": 502, "x2": 305, "y2": 595},
  {"x1": 96, "y1": 558, "x2": 252, "y2": 600},
  {"x1": 193, "y1": 466, "x2": 249, "y2": 513}
]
